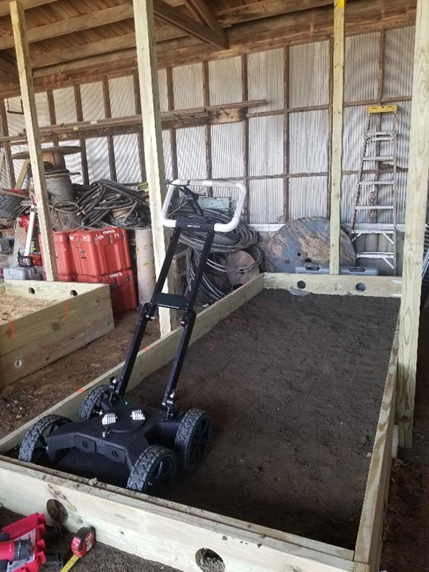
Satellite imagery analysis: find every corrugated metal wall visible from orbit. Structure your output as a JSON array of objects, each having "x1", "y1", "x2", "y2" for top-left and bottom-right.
[{"x1": 0, "y1": 26, "x2": 416, "y2": 229}]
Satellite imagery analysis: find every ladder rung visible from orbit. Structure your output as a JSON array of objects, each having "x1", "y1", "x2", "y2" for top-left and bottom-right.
[
  {"x1": 358, "y1": 180, "x2": 395, "y2": 186},
  {"x1": 355, "y1": 205, "x2": 394, "y2": 210},
  {"x1": 154, "y1": 293, "x2": 188, "y2": 310},
  {"x1": 362, "y1": 156, "x2": 395, "y2": 161},
  {"x1": 356, "y1": 252, "x2": 395, "y2": 259},
  {"x1": 353, "y1": 229, "x2": 395, "y2": 235}
]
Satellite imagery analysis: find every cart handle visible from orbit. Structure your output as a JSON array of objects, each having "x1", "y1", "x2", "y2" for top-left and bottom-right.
[{"x1": 160, "y1": 179, "x2": 247, "y2": 233}]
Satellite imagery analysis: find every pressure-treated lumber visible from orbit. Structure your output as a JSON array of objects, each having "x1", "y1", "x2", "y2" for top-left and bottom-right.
[
  {"x1": 329, "y1": 0, "x2": 345, "y2": 275},
  {"x1": 0, "y1": 458, "x2": 353, "y2": 572},
  {"x1": 397, "y1": 0, "x2": 429, "y2": 449},
  {"x1": 10, "y1": 1, "x2": 57, "y2": 281},
  {"x1": 0, "y1": 280, "x2": 113, "y2": 388},
  {"x1": 0, "y1": 273, "x2": 398, "y2": 572},
  {"x1": 264, "y1": 273, "x2": 402, "y2": 298},
  {"x1": 355, "y1": 322, "x2": 399, "y2": 570},
  {"x1": 133, "y1": 0, "x2": 175, "y2": 337}
]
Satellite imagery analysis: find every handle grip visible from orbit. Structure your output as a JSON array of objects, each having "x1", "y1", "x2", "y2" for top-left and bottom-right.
[{"x1": 160, "y1": 179, "x2": 246, "y2": 233}]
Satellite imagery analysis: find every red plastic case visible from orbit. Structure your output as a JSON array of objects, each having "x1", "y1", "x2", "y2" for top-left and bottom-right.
[
  {"x1": 70, "y1": 228, "x2": 131, "y2": 277},
  {"x1": 77, "y1": 269, "x2": 137, "y2": 315},
  {"x1": 58, "y1": 273, "x2": 76, "y2": 282},
  {"x1": 39, "y1": 231, "x2": 75, "y2": 276}
]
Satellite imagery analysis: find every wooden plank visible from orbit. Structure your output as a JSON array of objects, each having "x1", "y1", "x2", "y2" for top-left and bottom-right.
[
  {"x1": 354, "y1": 322, "x2": 399, "y2": 570},
  {"x1": 0, "y1": 54, "x2": 18, "y2": 80},
  {"x1": 73, "y1": 85, "x2": 89, "y2": 187},
  {"x1": 3, "y1": 278, "x2": 104, "y2": 299},
  {"x1": 0, "y1": 275, "x2": 264, "y2": 453},
  {"x1": 0, "y1": 100, "x2": 15, "y2": 188},
  {"x1": 0, "y1": 4, "x2": 135, "y2": 50},
  {"x1": 153, "y1": 0, "x2": 228, "y2": 48},
  {"x1": 329, "y1": 0, "x2": 345, "y2": 275},
  {"x1": 0, "y1": 457, "x2": 353, "y2": 572},
  {"x1": 102, "y1": 77, "x2": 117, "y2": 181},
  {"x1": 133, "y1": 0, "x2": 175, "y2": 337},
  {"x1": 0, "y1": 0, "x2": 57, "y2": 17},
  {"x1": 10, "y1": 0, "x2": 57, "y2": 281},
  {"x1": 182, "y1": 0, "x2": 227, "y2": 46},
  {"x1": 264, "y1": 273, "x2": 402, "y2": 298},
  {"x1": 397, "y1": 0, "x2": 429, "y2": 449}
]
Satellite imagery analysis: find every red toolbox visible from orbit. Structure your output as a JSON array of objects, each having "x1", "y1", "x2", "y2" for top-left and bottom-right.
[
  {"x1": 77, "y1": 269, "x2": 137, "y2": 314},
  {"x1": 39, "y1": 231, "x2": 75, "y2": 276},
  {"x1": 70, "y1": 228, "x2": 131, "y2": 277}
]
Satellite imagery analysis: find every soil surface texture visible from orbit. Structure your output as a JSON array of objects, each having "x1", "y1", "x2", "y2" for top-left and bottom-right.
[{"x1": 0, "y1": 294, "x2": 56, "y2": 324}]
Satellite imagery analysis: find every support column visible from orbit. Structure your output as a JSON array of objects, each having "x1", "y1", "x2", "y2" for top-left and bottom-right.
[
  {"x1": 329, "y1": 0, "x2": 345, "y2": 275},
  {"x1": 133, "y1": 0, "x2": 173, "y2": 336},
  {"x1": 397, "y1": 0, "x2": 429, "y2": 448},
  {"x1": 10, "y1": 1, "x2": 57, "y2": 280}
]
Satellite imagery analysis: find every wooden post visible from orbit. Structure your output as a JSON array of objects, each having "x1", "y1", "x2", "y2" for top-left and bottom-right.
[
  {"x1": 329, "y1": 0, "x2": 345, "y2": 275},
  {"x1": 133, "y1": 0, "x2": 172, "y2": 336},
  {"x1": 397, "y1": 0, "x2": 429, "y2": 448},
  {"x1": 10, "y1": 1, "x2": 57, "y2": 280}
]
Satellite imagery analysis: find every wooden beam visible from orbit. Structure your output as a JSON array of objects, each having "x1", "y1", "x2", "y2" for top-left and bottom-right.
[
  {"x1": 397, "y1": 0, "x2": 429, "y2": 448},
  {"x1": 153, "y1": 0, "x2": 228, "y2": 48},
  {"x1": 182, "y1": 0, "x2": 227, "y2": 46},
  {"x1": 0, "y1": 4, "x2": 135, "y2": 51},
  {"x1": 10, "y1": 0, "x2": 58, "y2": 280},
  {"x1": 0, "y1": 100, "x2": 16, "y2": 188},
  {"x1": 0, "y1": 0, "x2": 57, "y2": 17},
  {"x1": 329, "y1": 0, "x2": 345, "y2": 275},
  {"x1": 133, "y1": 0, "x2": 173, "y2": 337},
  {"x1": 264, "y1": 273, "x2": 402, "y2": 298}
]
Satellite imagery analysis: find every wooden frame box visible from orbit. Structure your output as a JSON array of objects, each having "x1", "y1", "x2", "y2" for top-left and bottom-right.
[
  {"x1": 0, "y1": 273, "x2": 401, "y2": 572},
  {"x1": 0, "y1": 279, "x2": 114, "y2": 388}
]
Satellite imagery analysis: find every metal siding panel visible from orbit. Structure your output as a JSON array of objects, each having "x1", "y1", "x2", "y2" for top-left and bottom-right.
[
  {"x1": 249, "y1": 178, "x2": 283, "y2": 224},
  {"x1": 249, "y1": 115, "x2": 283, "y2": 176},
  {"x1": 114, "y1": 134, "x2": 140, "y2": 183},
  {"x1": 289, "y1": 110, "x2": 329, "y2": 174},
  {"x1": 211, "y1": 123, "x2": 243, "y2": 178},
  {"x1": 289, "y1": 41, "x2": 330, "y2": 107},
  {"x1": 11, "y1": 144, "x2": 27, "y2": 185},
  {"x1": 383, "y1": 27, "x2": 415, "y2": 98},
  {"x1": 176, "y1": 126, "x2": 206, "y2": 179},
  {"x1": 6, "y1": 97, "x2": 25, "y2": 136},
  {"x1": 158, "y1": 69, "x2": 169, "y2": 112},
  {"x1": 344, "y1": 33, "x2": 379, "y2": 103},
  {"x1": 248, "y1": 48, "x2": 284, "y2": 112},
  {"x1": 162, "y1": 130, "x2": 173, "y2": 180},
  {"x1": 81, "y1": 82, "x2": 105, "y2": 121},
  {"x1": 173, "y1": 63, "x2": 204, "y2": 110},
  {"x1": 289, "y1": 176, "x2": 327, "y2": 219},
  {"x1": 209, "y1": 56, "x2": 242, "y2": 105},
  {"x1": 342, "y1": 105, "x2": 367, "y2": 172},
  {"x1": 59, "y1": 139, "x2": 83, "y2": 185},
  {"x1": 340, "y1": 174, "x2": 358, "y2": 224},
  {"x1": 109, "y1": 76, "x2": 135, "y2": 118},
  {"x1": 35, "y1": 92, "x2": 50, "y2": 127},
  {"x1": 85, "y1": 138, "x2": 110, "y2": 181},
  {"x1": 53, "y1": 87, "x2": 77, "y2": 124}
]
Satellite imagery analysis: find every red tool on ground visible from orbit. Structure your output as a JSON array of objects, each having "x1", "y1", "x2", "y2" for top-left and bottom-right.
[
  {"x1": 60, "y1": 527, "x2": 96, "y2": 572},
  {"x1": 0, "y1": 513, "x2": 47, "y2": 572}
]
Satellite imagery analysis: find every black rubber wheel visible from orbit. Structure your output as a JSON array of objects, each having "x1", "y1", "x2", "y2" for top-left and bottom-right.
[
  {"x1": 78, "y1": 385, "x2": 110, "y2": 421},
  {"x1": 18, "y1": 415, "x2": 71, "y2": 464},
  {"x1": 174, "y1": 408, "x2": 212, "y2": 472},
  {"x1": 126, "y1": 446, "x2": 177, "y2": 494}
]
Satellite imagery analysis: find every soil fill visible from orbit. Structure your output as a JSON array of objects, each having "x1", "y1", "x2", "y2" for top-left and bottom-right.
[
  {"x1": 129, "y1": 289, "x2": 399, "y2": 549},
  {"x1": 0, "y1": 294, "x2": 56, "y2": 324}
]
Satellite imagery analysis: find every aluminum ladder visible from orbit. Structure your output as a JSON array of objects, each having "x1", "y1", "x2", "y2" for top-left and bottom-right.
[{"x1": 350, "y1": 104, "x2": 398, "y2": 274}]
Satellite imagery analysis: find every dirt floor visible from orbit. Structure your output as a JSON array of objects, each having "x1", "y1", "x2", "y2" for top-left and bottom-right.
[
  {"x1": 0, "y1": 293, "x2": 56, "y2": 324},
  {"x1": 3, "y1": 291, "x2": 429, "y2": 571}
]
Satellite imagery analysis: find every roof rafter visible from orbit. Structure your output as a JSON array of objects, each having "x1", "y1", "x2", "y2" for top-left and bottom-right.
[
  {"x1": 151, "y1": 0, "x2": 228, "y2": 48},
  {"x1": 182, "y1": 0, "x2": 227, "y2": 45},
  {"x1": 0, "y1": 0, "x2": 57, "y2": 18}
]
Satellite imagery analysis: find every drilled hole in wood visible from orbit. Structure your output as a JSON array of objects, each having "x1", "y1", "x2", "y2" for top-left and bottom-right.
[
  {"x1": 297, "y1": 280, "x2": 306, "y2": 289},
  {"x1": 356, "y1": 282, "x2": 366, "y2": 292},
  {"x1": 195, "y1": 549, "x2": 225, "y2": 572},
  {"x1": 15, "y1": 359, "x2": 23, "y2": 368},
  {"x1": 46, "y1": 499, "x2": 68, "y2": 524},
  {"x1": 28, "y1": 287, "x2": 35, "y2": 295},
  {"x1": 70, "y1": 290, "x2": 78, "y2": 297}
]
